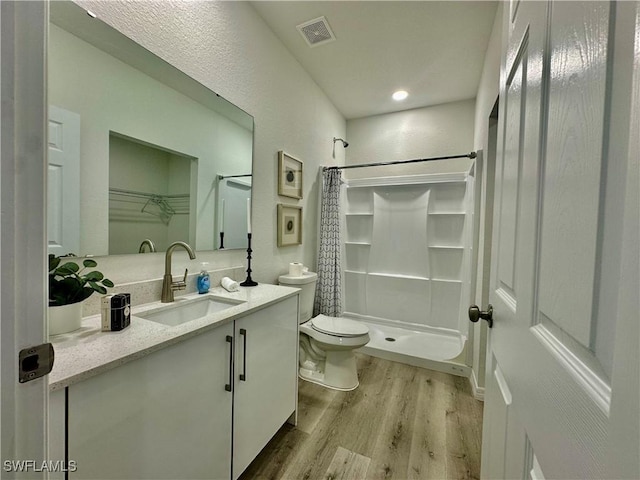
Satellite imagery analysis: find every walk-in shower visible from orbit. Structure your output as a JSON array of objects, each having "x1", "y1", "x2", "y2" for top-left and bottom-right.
[{"x1": 338, "y1": 164, "x2": 475, "y2": 376}]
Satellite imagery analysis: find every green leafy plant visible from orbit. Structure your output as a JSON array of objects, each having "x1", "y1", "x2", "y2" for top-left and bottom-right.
[{"x1": 49, "y1": 254, "x2": 114, "y2": 307}]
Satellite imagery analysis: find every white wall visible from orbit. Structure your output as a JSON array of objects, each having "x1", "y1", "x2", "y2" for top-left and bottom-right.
[
  {"x1": 474, "y1": 3, "x2": 503, "y2": 152},
  {"x1": 70, "y1": 0, "x2": 346, "y2": 285},
  {"x1": 345, "y1": 99, "x2": 476, "y2": 179}
]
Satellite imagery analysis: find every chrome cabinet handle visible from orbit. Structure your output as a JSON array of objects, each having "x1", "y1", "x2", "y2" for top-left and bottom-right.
[
  {"x1": 225, "y1": 335, "x2": 233, "y2": 392},
  {"x1": 468, "y1": 304, "x2": 494, "y2": 328},
  {"x1": 239, "y1": 329, "x2": 247, "y2": 381}
]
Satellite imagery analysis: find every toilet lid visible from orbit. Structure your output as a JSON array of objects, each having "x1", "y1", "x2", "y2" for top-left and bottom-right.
[{"x1": 311, "y1": 315, "x2": 369, "y2": 337}]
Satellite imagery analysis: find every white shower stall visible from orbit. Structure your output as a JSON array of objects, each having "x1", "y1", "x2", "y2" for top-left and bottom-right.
[{"x1": 343, "y1": 170, "x2": 475, "y2": 374}]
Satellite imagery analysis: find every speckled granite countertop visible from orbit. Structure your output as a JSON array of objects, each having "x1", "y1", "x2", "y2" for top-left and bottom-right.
[{"x1": 49, "y1": 284, "x2": 299, "y2": 391}]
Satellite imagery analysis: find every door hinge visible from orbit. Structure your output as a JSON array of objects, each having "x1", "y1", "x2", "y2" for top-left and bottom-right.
[{"x1": 19, "y1": 343, "x2": 55, "y2": 383}]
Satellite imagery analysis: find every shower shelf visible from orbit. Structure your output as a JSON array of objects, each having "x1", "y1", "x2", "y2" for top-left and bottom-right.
[
  {"x1": 346, "y1": 213, "x2": 373, "y2": 216},
  {"x1": 431, "y1": 278, "x2": 463, "y2": 284},
  {"x1": 344, "y1": 269, "x2": 367, "y2": 275},
  {"x1": 428, "y1": 245, "x2": 464, "y2": 250},
  {"x1": 427, "y1": 211, "x2": 466, "y2": 215},
  {"x1": 345, "y1": 242, "x2": 371, "y2": 246},
  {"x1": 368, "y1": 272, "x2": 429, "y2": 281}
]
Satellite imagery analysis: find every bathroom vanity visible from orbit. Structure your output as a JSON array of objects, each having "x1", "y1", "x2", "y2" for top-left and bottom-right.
[{"x1": 48, "y1": 285, "x2": 299, "y2": 480}]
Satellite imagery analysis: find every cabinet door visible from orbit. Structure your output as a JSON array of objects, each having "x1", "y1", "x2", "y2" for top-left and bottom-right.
[
  {"x1": 68, "y1": 324, "x2": 234, "y2": 479},
  {"x1": 232, "y1": 296, "x2": 299, "y2": 479},
  {"x1": 48, "y1": 389, "x2": 66, "y2": 480}
]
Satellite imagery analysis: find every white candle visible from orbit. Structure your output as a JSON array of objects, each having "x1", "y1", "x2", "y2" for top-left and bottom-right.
[
  {"x1": 246, "y1": 198, "x2": 251, "y2": 234},
  {"x1": 220, "y1": 199, "x2": 225, "y2": 230}
]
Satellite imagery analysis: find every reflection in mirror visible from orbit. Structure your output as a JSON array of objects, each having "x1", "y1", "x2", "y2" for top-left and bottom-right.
[
  {"x1": 108, "y1": 133, "x2": 196, "y2": 254},
  {"x1": 216, "y1": 175, "x2": 252, "y2": 250},
  {"x1": 48, "y1": 1, "x2": 253, "y2": 256}
]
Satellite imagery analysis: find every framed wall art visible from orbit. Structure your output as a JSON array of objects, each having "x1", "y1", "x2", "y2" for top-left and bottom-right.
[
  {"x1": 277, "y1": 204, "x2": 302, "y2": 246},
  {"x1": 278, "y1": 151, "x2": 303, "y2": 199}
]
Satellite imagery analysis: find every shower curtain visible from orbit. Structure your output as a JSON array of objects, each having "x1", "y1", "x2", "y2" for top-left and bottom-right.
[{"x1": 314, "y1": 169, "x2": 343, "y2": 317}]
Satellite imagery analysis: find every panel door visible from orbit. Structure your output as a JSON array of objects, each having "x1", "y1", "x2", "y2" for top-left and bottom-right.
[
  {"x1": 232, "y1": 296, "x2": 299, "y2": 480},
  {"x1": 48, "y1": 105, "x2": 80, "y2": 256},
  {"x1": 482, "y1": 1, "x2": 639, "y2": 478}
]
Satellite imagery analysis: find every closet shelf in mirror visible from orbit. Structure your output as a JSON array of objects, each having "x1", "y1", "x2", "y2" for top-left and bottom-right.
[
  {"x1": 428, "y1": 245, "x2": 464, "y2": 250},
  {"x1": 109, "y1": 188, "x2": 190, "y2": 225}
]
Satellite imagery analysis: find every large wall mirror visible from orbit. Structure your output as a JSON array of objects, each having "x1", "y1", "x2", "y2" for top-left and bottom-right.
[{"x1": 48, "y1": 1, "x2": 253, "y2": 257}]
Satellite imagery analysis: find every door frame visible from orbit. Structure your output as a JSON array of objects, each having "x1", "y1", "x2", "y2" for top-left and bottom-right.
[
  {"x1": 604, "y1": 1, "x2": 640, "y2": 475},
  {"x1": 1, "y1": 1, "x2": 49, "y2": 475},
  {"x1": 469, "y1": 98, "x2": 499, "y2": 400}
]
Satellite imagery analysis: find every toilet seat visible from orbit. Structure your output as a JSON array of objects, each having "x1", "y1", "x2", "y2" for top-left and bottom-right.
[
  {"x1": 300, "y1": 320, "x2": 370, "y2": 350},
  {"x1": 311, "y1": 314, "x2": 369, "y2": 337}
]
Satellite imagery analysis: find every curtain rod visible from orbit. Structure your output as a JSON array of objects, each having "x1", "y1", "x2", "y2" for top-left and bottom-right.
[
  {"x1": 322, "y1": 151, "x2": 476, "y2": 171},
  {"x1": 218, "y1": 174, "x2": 252, "y2": 180}
]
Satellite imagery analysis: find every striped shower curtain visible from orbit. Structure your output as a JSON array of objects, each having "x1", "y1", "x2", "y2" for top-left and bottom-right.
[{"x1": 313, "y1": 169, "x2": 343, "y2": 317}]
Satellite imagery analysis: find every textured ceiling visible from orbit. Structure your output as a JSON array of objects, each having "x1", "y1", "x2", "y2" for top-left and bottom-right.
[{"x1": 251, "y1": 1, "x2": 498, "y2": 119}]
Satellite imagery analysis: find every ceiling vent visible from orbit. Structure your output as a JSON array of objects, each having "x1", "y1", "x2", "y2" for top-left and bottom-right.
[{"x1": 296, "y1": 16, "x2": 336, "y2": 48}]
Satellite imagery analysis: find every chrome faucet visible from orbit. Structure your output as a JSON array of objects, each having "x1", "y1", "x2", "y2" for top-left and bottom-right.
[
  {"x1": 139, "y1": 239, "x2": 156, "y2": 253},
  {"x1": 161, "y1": 241, "x2": 196, "y2": 303}
]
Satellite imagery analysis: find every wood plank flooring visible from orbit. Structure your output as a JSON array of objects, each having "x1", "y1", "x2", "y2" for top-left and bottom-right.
[{"x1": 240, "y1": 354, "x2": 484, "y2": 480}]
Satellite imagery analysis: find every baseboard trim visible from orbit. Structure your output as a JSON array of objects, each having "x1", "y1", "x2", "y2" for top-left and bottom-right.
[{"x1": 470, "y1": 369, "x2": 485, "y2": 401}]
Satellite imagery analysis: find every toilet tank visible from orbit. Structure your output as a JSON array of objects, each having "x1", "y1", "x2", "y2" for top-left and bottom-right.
[{"x1": 278, "y1": 272, "x2": 318, "y2": 323}]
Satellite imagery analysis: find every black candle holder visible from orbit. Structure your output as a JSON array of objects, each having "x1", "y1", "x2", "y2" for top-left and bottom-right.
[
  {"x1": 240, "y1": 233, "x2": 258, "y2": 287},
  {"x1": 219, "y1": 231, "x2": 225, "y2": 249}
]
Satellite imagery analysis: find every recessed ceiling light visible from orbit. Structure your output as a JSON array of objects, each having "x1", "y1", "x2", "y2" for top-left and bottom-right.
[{"x1": 392, "y1": 90, "x2": 408, "y2": 101}]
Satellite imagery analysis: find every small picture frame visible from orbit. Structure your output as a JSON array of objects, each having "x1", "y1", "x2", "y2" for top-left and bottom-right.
[
  {"x1": 278, "y1": 151, "x2": 303, "y2": 199},
  {"x1": 277, "y1": 204, "x2": 302, "y2": 247}
]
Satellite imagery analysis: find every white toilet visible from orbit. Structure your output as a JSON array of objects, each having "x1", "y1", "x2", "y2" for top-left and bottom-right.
[{"x1": 279, "y1": 272, "x2": 370, "y2": 391}]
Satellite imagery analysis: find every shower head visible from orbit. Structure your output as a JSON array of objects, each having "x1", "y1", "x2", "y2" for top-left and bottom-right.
[{"x1": 333, "y1": 137, "x2": 349, "y2": 148}]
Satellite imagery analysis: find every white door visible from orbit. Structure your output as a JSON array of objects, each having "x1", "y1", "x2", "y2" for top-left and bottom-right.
[
  {"x1": 481, "y1": 1, "x2": 639, "y2": 479},
  {"x1": 217, "y1": 177, "x2": 251, "y2": 250},
  {"x1": 1, "y1": 1, "x2": 49, "y2": 476},
  {"x1": 48, "y1": 105, "x2": 80, "y2": 256}
]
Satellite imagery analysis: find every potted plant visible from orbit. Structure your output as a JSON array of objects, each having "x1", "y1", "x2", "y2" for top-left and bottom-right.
[{"x1": 49, "y1": 254, "x2": 114, "y2": 335}]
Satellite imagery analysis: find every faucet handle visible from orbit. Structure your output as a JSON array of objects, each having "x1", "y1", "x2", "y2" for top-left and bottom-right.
[{"x1": 171, "y1": 269, "x2": 188, "y2": 292}]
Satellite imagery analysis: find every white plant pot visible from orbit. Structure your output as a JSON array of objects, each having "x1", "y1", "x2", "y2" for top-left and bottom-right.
[{"x1": 49, "y1": 301, "x2": 83, "y2": 336}]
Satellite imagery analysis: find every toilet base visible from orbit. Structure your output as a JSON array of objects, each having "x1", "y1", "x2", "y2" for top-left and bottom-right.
[{"x1": 299, "y1": 350, "x2": 360, "y2": 391}]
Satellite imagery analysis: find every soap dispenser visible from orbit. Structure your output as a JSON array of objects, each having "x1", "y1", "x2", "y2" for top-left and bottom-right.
[{"x1": 197, "y1": 263, "x2": 210, "y2": 294}]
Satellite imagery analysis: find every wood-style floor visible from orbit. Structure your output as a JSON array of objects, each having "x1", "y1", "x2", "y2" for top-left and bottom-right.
[{"x1": 240, "y1": 354, "x2": 484, "y2": 480}]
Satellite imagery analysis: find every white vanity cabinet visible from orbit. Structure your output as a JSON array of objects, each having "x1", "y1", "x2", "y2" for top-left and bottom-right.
[
  {"x1": 67, "y1": 323, "x2": 234, "y2": 480},
  {"x1": 232, "y1": 296, "x2": 299, "y2": 479},
  {"x1": 50, "y1": 293, "x2": 299, "y2": 480}
]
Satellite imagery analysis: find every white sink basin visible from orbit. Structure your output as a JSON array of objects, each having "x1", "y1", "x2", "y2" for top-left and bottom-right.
[{"x1": 136, "y1": 295, "x2": 245, "y2": 327}]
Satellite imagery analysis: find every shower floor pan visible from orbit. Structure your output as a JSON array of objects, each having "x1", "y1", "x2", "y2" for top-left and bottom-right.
[{"x1": 346, "y1": 314, "x2": 471, "y2": 377}]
